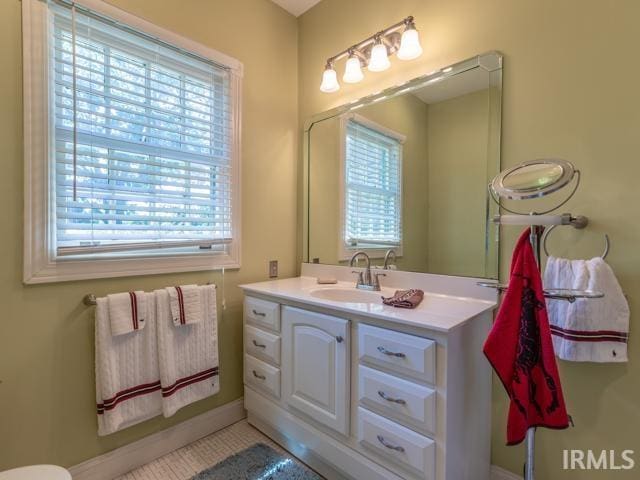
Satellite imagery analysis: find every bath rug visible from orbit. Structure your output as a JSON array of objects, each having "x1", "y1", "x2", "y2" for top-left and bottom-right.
[{"x1": 191, "y1": 443, "x2": 323, "y2": 480}]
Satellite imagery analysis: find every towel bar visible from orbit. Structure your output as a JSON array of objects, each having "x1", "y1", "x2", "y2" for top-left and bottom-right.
[
  {"x1": 83, "y1": 294, "x2": 97, "y2": 306},
  {"x1": 82, "y1": 282, "x2": 218, "y2": 307}
]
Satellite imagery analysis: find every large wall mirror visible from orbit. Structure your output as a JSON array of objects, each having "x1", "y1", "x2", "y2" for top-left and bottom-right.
[{"x1": 304, "y1": 52, "x2": 502, "y2": 279}]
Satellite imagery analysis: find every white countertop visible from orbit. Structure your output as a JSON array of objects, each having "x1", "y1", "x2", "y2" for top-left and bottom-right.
[{"x1": 239, "y1": 275, "x2": 497, "y2": 333}]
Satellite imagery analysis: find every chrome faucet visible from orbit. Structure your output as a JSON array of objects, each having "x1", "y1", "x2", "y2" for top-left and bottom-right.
[
  {"x1": 349, "y1": 251, "x2": 385, "y2": 291},
  {"x1": 383, "y1": 249, "x2": 397, "y2": 270}
]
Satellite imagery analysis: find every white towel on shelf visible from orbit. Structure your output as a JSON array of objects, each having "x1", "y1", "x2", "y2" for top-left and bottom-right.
[
  {"x1": 95, "y1": 293, "x2": 162, "y2": 436},
  {"x1": 544, "y1": 256, "x2": 630, "y2": 362},
  {"x1": 107, "y1": 291, "x2": 148, "y2": 336},
  {"x1": 166, "y1": 285, "x2": 202, "y2": 326},
  {"x1": 155, "y1": 284, "x2": 220, "y2": 417}
]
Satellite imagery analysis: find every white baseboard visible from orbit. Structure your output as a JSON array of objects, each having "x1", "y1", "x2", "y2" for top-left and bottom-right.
[
  {"x1": 67, "y1": 395, "x2": 518, "y2": 480},
  {"x1": 491, "y1": 465, "x2": 523, "y2": 480},
  {"x1": 69, "y1": 398, "x2": 246, "y2": 480}
]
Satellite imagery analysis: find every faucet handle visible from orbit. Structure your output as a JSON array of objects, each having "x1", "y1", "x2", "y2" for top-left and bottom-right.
[
  {"x1": 351, "y1": 270, "x2": 364, "y2": 285},
  {"x1": 372, "y1": 272, "x2": 386, "y2": 288}
]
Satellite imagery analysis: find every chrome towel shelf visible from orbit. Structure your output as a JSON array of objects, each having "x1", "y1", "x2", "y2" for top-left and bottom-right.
[{"x1": 477, "y1": 282, "x2": 604, "y2": 303}]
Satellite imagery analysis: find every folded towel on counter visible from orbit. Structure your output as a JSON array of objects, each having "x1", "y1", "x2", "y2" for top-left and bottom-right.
[
  {"x1": 166, "y1": 285, "x2": 202, "y2": 326},
  {"x1": 107, "y1": 291, "x2": 147, "y2": 336},
  {"x1": 95, "y1": 293, "x2": 162, "y2": 436},
  {"x1": 382, "y1": 289, "x2": 424, "y2": 309},
  {"x1": 156, "y1": 284, "x2": 220, "y2": 417},
  {"x1": 544, "y1": 256, "x2": 629, "y2": 362}
]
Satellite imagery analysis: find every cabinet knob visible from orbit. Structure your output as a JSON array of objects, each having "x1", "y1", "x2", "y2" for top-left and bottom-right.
[{"x1": 336, "y1": 335, "x2": 344, "y2": 343}]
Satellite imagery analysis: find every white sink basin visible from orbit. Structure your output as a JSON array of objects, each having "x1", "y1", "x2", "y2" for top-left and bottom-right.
[{"x1": 308, "y1": 287, "x2": 387, "y2": 304}]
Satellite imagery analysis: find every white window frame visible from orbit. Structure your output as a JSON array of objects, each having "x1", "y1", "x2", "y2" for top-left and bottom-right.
[
  {"x1": 338, "y1": 113, "x2": 405, "y2": 261},
  {"x1": 23, "y1": 0, "x2": 243, "y2": 284}
]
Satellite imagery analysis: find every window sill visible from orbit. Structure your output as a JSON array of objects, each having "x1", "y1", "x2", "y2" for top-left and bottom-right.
[{"x1": 23, "y1": 252, "x2": 240, "y2": 284}]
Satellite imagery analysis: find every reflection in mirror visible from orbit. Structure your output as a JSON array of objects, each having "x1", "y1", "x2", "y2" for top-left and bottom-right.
[
  {"x1": 502, "y1": 164, "x2": 564, "y2": 191},
  {"x1": 305, "y1": 53, "x2": 502, "y2": 279}
]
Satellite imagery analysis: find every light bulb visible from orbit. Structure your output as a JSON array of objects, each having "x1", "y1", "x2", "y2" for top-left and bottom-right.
[
  {"x1": 368, "y1": 41, "x2": 390, "y2": 72},
  {"x1": 320, "y1": 65, "x2": 340, "y2": 93},
  {"x1": 343, "y1": 55, "x2": 364, "y2": 83},
  {"x1": 397, "y1": 24, "x2": 423, "y2": 60}
]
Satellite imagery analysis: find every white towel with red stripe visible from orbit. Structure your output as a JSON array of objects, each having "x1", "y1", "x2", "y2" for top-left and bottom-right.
[
  {"x1": 544, "y1": 256, "x2": 629, "y2": 362},
  {"x1": 155, "y1": 284, "x2": 220, "y2": 417},
  {"x1": 166, "y1": 285, "x2": 203, "y2": 326},
  {"x1": 95, "y1": 293, "x2": 162, "y2": 436},
  {"x1": 107, "y1": 291, "x2": 148, "y2": 336}
]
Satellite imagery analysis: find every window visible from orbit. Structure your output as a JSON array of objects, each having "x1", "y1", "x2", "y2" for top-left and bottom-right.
[
  {"x1": 23, "y1": 0, "x2": 242, "y2": 283},
  {"x1": 340, "y1": 114, "x2": 404, "y2": 259}
]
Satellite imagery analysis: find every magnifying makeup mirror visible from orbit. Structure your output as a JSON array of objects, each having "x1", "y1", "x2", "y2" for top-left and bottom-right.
[
  {"x1": 489, "y1": 158, "x2": 580, "y2": 214},
  {"x1": 489, "y1": 158, "x2": 610, "y2": 258}
]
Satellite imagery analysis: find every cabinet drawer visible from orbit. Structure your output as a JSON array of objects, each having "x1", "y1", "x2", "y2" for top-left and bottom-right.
[
  {"x1": 358, "y1": 324, "x2": 436, "y2": 384},
  {"x1": 359, "y1": 365, "x2": 436, "y2": 435},
  {"x1": 358, "y1": 407, "x2": 435, "y2": 480},
  {"x1": 245, "y1": 325, "x2": 281, "y2": 366},
  {"x1": 244, "y1": 297, "x2": 280, "y2": 332},
  {"x1": 244, "y1": 354, "x2": 280, "y2": 399}
]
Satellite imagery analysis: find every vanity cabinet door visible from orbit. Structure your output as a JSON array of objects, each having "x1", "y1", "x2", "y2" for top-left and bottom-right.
[{"x1": 282, "y1": 306, "x2": 350, "y2": 435}]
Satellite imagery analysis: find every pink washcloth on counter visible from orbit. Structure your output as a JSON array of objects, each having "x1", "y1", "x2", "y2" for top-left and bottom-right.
[{"x1": 382, "y1": 289, "x2": 424, "y2": 309}]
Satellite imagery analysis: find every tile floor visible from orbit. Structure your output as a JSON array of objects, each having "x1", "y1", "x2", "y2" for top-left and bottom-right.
[{"x1": 115, "y1": 419, "x2": 310, "y2": 479}]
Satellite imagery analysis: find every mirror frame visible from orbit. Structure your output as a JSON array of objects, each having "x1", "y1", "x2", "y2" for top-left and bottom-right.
[{"x1": 302, "y1": 51, "x2": 503, "y2": 279}]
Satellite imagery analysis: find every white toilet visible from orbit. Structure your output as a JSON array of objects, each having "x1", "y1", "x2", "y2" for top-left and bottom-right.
[{"x1": 0, "y1": 465, "x2": 71, "y2": 480}]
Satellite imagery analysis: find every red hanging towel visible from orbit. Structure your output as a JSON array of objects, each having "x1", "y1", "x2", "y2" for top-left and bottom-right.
[{"x1": 484, "y1": 228, "x2": 570, "y2": 445}]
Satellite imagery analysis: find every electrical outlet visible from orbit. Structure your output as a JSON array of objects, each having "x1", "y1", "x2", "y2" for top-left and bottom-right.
[{"x1": 269, "y1": 260, "x2": 278, "y2": 278}]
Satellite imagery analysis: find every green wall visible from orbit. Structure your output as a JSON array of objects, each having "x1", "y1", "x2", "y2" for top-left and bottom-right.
[
  {"x1": 299, "y1": 0, "x2": 640, "y2": 478},
  {"x1": 0, "y1": 0, "x2": 298, "y2": 470}
]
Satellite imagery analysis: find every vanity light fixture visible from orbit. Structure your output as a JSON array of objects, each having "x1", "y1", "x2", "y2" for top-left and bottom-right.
[
  {"x1": 368, "y1": 36, "x2": 391, "y2": 72},
  {"x1": 397, "y1": 17, "x2": 423, "y2": 60},
  {"x1": 319, "y1": 16, "x2": 423, "y2": 93},
  {"x1": 343, "y1": 50, "x2": 365, "y2": 83},
  {"x1": 320, "y1": 62, "x2": 340, "y2": 93}
]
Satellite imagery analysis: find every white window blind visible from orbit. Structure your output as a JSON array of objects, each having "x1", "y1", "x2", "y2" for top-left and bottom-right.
[
  {"x1": 51, "y1": 1, "x2": 235, "y2": 257},
  {"x1": 344, "y1": 119, "x2": 402, "y2": 249}
]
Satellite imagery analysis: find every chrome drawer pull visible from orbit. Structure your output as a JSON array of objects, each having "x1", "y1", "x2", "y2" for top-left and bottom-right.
[
  {"x1": 378, "y1": 390, "x2": 407, "y2": 405},
  {"x1": 252, "y1": 370, "x2": 266, "y2": 380},
  {"x1": 377, "y1": 346, "x2": 406, "y2": 358},
  {"x1": 376, "y1": 435, "x2": 405, "y2": 453},
  {"x1": 252, "y1": 309, "x2": 266, "y2": 317},
  {"x1": 252, "y1": 339, "x2": 267, "y2": 348}
]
